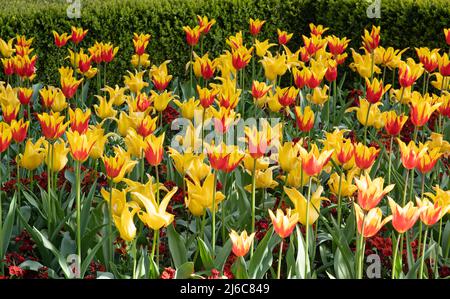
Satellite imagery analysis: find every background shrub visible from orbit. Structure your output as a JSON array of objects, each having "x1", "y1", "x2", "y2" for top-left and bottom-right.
[{"x1": 0, "y1": 0, "x2": 449, "y2": 84}]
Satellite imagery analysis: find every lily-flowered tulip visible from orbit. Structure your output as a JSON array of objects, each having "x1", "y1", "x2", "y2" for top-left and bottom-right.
[
  {"x1": 354, "y1": 143, "x2": 379, "y2": 170},
  {"x1": 132, "y1": 187, "x2": 177, "y2": 230},
  {"x1": 124, "y1": 70, "x2": 149, "y2": 94},
  {"x1": 94, "y1": 95, "x2": 117, "y2": 119},
  {"x1": 355, "y1": 172, "x2": 395, "y2": 210},
  {"x1": 398, "y1": 58, "x2": 424, "y2": 88},
  {"x1": 143, "y1": 133, "x2": 165, "y2": 166},
  {"x1": 44, "y1": 139, "x2": 69, "y2": 172},
  {"x1": 383, "y1": 111, "x2": 408, "y2": 136},
  {"x1": 397, "y1": 139, "x2": 428, "y2": 169},
  {"x1": 260, "y1": 53, "x2": 288, "y2": 82},
  {"x1": 328, "y1": 171, "x2": 358, "y2": 198},
  {"x1": 415, "y1": 48, "x2": 440, "y2": 73},
  {"x1": 151, "y1": 90, "x2": 175, "y2": 112},
  {"x1": 231, "y1": 46, "x2": 253, "y2": 70},
  {"x1": 168, "y1": 148, "x2": 197, "y2": 176},
  {"x1": 268, "y1": 208, "x2": 298, "y2": 238},
  {"x1": 300, "y1": 144, "x2": 333, "y2": 176},
  {"x1": 10, "y1": 119, "x2": 29, "y2": 143},
  {"x1": 245, "y1": 126, "x2": 271, "y2": 159},
  {"x1": 254, "y1": 39, "x2": 277, "y2": 58},
  {"x1": 197, "y1": 15, "x2": 215, "y2": 35},
  {"x1": 60, "y1": 70, "x2": 83, "y2": 99},
  {"x1": 375, "y1": 46, "x2": 406, "y2": 69},
  {"x1": 335, "y1": 138, "x2": 354, "y2": 165},
  {"x1": 136, "y1": 115, "x2": 158, "y2": 138},
  {"x1": 183, "y1": 26, "x2": 201, "y2": 46},
  {"x1": 150, "y1": 60, "x2": 173, "y2": 91},
  {"x1": 307, "y1": 85, "x2": 329, "y2": 105},
  {"x1": 133, "y1": 33, "x2": 151, "y2": 55},
  {"x1": 229, "y1": 230, "x2": 255, "y2": 257},
  {"x1": 244, "y1": 167, "x2": 279, "y2": 191},
  {"x1": 197, "y1": 85, "x2": 217, "y2": 108},
  {"x1": 354, "y1": 203, "x2": 392, "y2": 238},
  {"x1": 0, "y1": 122, "x2": 12, "y2": 153},
  {"x1": 0, "y1": 38, "x2": 15, "y2": 57},
  {"x1": 284, "y1": 186, "x2": 327, "y2": 226},
  {"x1": 409, "y1": 93, "x2": 441, "y2": 127},
  {"x1": 438, "y1": 53, "x2": 450, "y2": 77},
  {"x1": 388, "y1": 197, "x2": 422, "y2": 233},
  {"x1": 185, "y1": 173, "x2": 225, "y2": 217},
  {"x1": 416, "y1": 197, "x2": 449, "y2": 226},
  {"x1": 70, "y1": 26, "x2": 88, "y2": 44},
  {"x1": 277, "y1": 142, "x2": 301, "y2": 172},
  {"x1": 327, "y1": 35, "x2": 350, "y2": 56},
  {"x1": 350, "y1": 50, "x2": 381, "y2": 78},
  {"x1": 1, "y1": 103, "x2": 19, "y2": 124},
  {"x1": 417, "y1": 147, "x2": 442, "y2": 174},
  {"x1": 277, "y1": 29, "x2": 293, "y2": 45},
  {"x1": 39, "y1": 86, "x2": 58, "y2": 108},
  {"x1": 18, "y1": 137, "x2": 46, "y2": 171},
  {"x1": 445, "y1": 28, "x2": 450, "y2": 46},
  {"x1": 17, "y1": 87, "x2": 33, "y2": 106},
  {"x1": 69, "y1": 108, "x2": 91, "y2": 134},
  {"x1": 361, "y1": 25, "x2": 380, "y2": 53},
  {"x1": 51, "y1": 90, "x2": 67, "y2": 112},
  {"x1": 249, "y1": 18, "x2": 265, "y2": 36},
  {"x1": 251, "y1": 81, "x2": 271, "y2": 100},
  {"x1": 346, "y1": 99, "x2": 384, "y2": 128},
  {"x1": 66, "y1": 130, "x2": 96, "y2": 162},
  {"x1": 52, "y1": 31, "x2": 71, "y2": 48},
  {"x1": 294, "y1": 106, "x2": 314, "y2": 132},
  {"x1": 174, "y1": 98, "x2": 200, "y2": 120},
  {"x1": 365, "y1": 78, "x2": 391, "y2": 104},
  {"x1": 424, "y1": 186, "x2": 450, "y2": 215},
  {"x1": 103, "y1": 150, "x2": 138, "y2": 183},
  {"x1": 37, "y1": 112, "x2": 69, "y2": 140},
  {"x1": 276, "y1": 86, "x2": 298, "y2": 107}
]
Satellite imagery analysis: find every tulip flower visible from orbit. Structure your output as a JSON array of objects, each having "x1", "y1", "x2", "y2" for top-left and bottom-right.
[
  {"x1": 327, "y1": 35, "x2": 350, "y2": 56},
  {"x1": 354, "y1": 203, "x2": 392, "y2": 238},
  {"x1": 183, "y1": 26, "x2": 201, "y2": 46},
  {"x1": 424, "y1": 186, "x2": 450, "y2": 215},
  {"x1": 2, "y1": 58, "x2": 15, "y2": 76},
  {"x1": 416, "y1": 197, "x2": 449, "y2": 227},
  {"x1": 334, "y1": 138, "x2": 354, "y2": 165},
  {"x1": 10, "y1": 119, "x2": 29, "y2": 143},
  {"x1": 197, "y1": 15, "x2": 215, "y2": 35},
  {"x1": 445, "y1": 29, "x2": 450, "y2": 46},
  {"x1": 409, "y1": 93, "x2": 441, "y2": 127},
  {"x1": 276, "y1": 86, "x2": 298, "y2": 107},
  {"x1": 197, "y1": 85, "x2": 217, "y2": 108},
  {"x1": 268, "y1": 208, "x2": 298, "y2": 239},
  {"x1": 103, "y1": 151, "x2": 138, "y2": 183},
  {"x1": 293, "y1": 67, "x2": 308, "y2": 89},
  {"x1": 383, "y1": 111, "x2": 408, "y2": 136},
  {"x1": 349, "y1": 50, "x2": 381, "y2": 78},
  {"x1": 0, "y1": 37, "x2": 15, "y2": 57},
  {"x1": 328, "y1": 171, "x2": 358, "y2": 198},
  {"x1": 132, "y1": 187, "x2": 177, "y2": 230},
  {"x1": 251, "y1": 81, "x2": 272, "y2": 101},
  {"x1": 0, "y1": 122, "x2": 12, "y2": 153},
  {"x1": 260, "y1": 52, "x2": 288, "y2": 82},
  {"x1": 355, "y1": 172, "x2": 394, "y2": 210},
  {"x1": 374, "y1": 46, "x2": 406, "y2": 69},
  {"x1": 397, "y1": 139, "x2": 428, "y2": 169},
  {"x1": 52, "y1": 31, "x2": 70, "y2": 48},
  {"x1": 249, "y1": 18, "x2": 265, "y2": 36},
  {"x1": 185, "y1": 173, "x2": 225, "y2": 216},
  {"x1": 133, "y1": 33, "x2": 151, "y2": 55},
  {"x1": 37, "y1": 112, "x2": 69, "y2": 140},
  {"x1": 94, "y1": 95, "x2": 117, "y2": 119},
  {"x1": 415, "y1": 48, "x2": 439, "y2": 73},
  {"x1": 66, "y1": 130, "x2": 96, "y2": 162},
  {"x1": 244, "y1": 167, "x2": 279, "y2": 191},
  {"x1": 70, "y1": 26, "x2": 88, "y2": 44},
  {"x1": 230, "y1": 230, "x2": 255, "y2": 257},
  {"x1": 277, "y1": 142, "x2": 301, "y2": 173},
  {"x1": 44, "y1": 139, "x2": 69, "y2": 173},
  {"x1": 346, "y1": 99, "x2": 384, "y2": 128},
  {"x1": 17, "y1": 137, "x2": 45, "y2": 171},
  {"x1": 186, "y1": 156, "x2": 211, "y2": 182},
  {"x1": 388, "y1": 197, "x2": 422, "y2": 234},
  {"x1": 306, "y1": 59, "x2": 327, "y2": 88},
  {"x1": 150, "y1": 60, "x2": 173, "y2": 91},
  {"x1": 17, "y1": 87, "x2": 33, "y2": 106},
  {"x1": 50, "y1": 90, "x2": 67, "y2": 112},
  {"x1": 1, "y1": 103, "x2": 19, "y2": 124},
  {"x1": 306, "y1": 85, "x2": 329, "y2": 105},
  {"x1": 143, "y1": 132, "x2": 165, "y2": 166},
  {"x1": 299, "y1": 144, "x2": 333, "y2": 176},
  {"x1": 361, "y1": 25, "x2": 380, "y2": 53},
  {"x1": 417, "y1": 147, "x2": 442, "y2": 174},
  {"x1": 60, "y1": 71, "x2": 83, "y2": 99},
  {"x1": 39, "y1": 86, "x2": 58, "y2": 108},
  {"x1": 124, "y1": 70, "x2": 149, "y2": 94},
  {"x1": 438, "y1": 53, "x2": 450, "y2": 77},
  {"x1": 294, "y1": 106, "x2": 315, "y2": 132},
  {"x1": 254, "y1": 39, "x2": 277, "y2": 58},
  {"x1": 277, "y1": 29, "x2": 293, "y2": 45},
  {"x1": 69, "y1": 108, "x2": 91, "y2": 134},
  {"x1": 168, "y1": 148, "x2": 197, "y2": 176},
  {"x1": 325, "y1": 59, "x2": 338, "y2": 82},
  {"x1": 398, "y1": 58, "x2": 424, "y2": 88},
  {"x1": 365, "y1": 78, "x2": 391, "y2": 104},
  {"x1": 244, "y1": 126, "x2": 276, "y2": 159},
  {"x1": 302, "y1": 35, "x2": 327, "y2": 56},
  {"x1": 284, "y1": 186, "x2": 327, "y2": 226},
  {"x1": 354, "y1": 143, "x2": 379, "y2": 170},
  {"x1": 231, "y1": 46, "x2": 253, "y2": 70},
  {"x1": 174, "y1": 97, "x2": 200, "y2": 120}
]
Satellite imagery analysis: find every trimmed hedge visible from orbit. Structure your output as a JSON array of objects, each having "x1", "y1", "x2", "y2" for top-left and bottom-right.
[{"x1": 1, "y1": 0, "x2": 449, "y2": 85}]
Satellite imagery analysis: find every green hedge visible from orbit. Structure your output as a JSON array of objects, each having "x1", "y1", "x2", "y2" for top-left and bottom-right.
[{"x1": 0, "y1": 0, "x2": 449, "y2": 85}]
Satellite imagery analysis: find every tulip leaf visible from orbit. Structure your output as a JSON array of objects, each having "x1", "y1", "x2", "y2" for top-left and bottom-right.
[
  {"x1": 80, "y1": 180, "x2": 97, "y2": 236},
  {"x1": 406, "y1": 243, "x2": 437, "y2": 279},
  {"x1": 175, "y1": 262, "x2": 194, "y2": 279},
  {"x1": 214, "y1": 239, "x2": 232, "y2": 272},
  {"x1": 233, "y1": 256, "x2": 248, "y2": 279},
  {"x1": 167, "y1": 224, "x2": 188, "y2": 268},
  {"x1": 197, "y1": 238, "x2": 214, "y2": 270},
  {"x1": 248, "y1": 227, "x2": 280, "y2": 279},
  {"x1": 295, "y1": 225, "x2": 310, "y2": 279},
  {"x1": 1, "y1": 194, "x2": 16, "y2": 258},
  {"x1": 442, "y1": 221, "x2": 450, "y2": 257},
  {"x1": 80, "y1": 235, "x2": 109, "y2": 278},
  {"x1": 286, "y1": 235, "x2": 295, "y2": 278}
]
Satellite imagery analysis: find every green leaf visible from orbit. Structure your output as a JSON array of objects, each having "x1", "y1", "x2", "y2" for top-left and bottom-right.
[
  {"x1": 197, "y1": 238, "x2": 214, "y2": 270},
  {"x1": 233, "y1": 256, "x2": 248, "y2": 279},
  {"x1": 248, "y1": 227, "x2": 281, "y2": 279},
  {"x1": 1, "y1": 195, "x2": 16, "y2": 258},
  {"x1": 80, "y1": 235, "x2": 109, "y2": 278},
  {"x1": 175, "y1": 262, "x2": 194, "y2": 279},
  {"x1": 167, "y1": 224, "x2": 187, "y2": 268},
  {"x1": 295, "y1": 226, "x2": 310, "y2": 279}
]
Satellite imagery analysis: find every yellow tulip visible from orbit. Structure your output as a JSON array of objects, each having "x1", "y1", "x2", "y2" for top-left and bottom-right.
[
  {"x1": 306, "y1": 85, "x2": 329, "y2": 105},
  {"x1": 244, "y1": 167, "x2": 279, "y2": 191},
  {"x1": 94, "y1": 95, "x2": 117, "y2": 119},
  {"x1": 87, "y1": 125, "x2": 111, "y2": 159},
  {"x1": 260, "y1": 52, "x2": 288, "y2": 82},
  {"x1": 284, "y1": 185, "x2": 328, "y2": 225},
  {"x1": 345, "y1": 98, "x2": 384, "y2": 128},
  {"x1": 44, "y1": 139, "x2": 69, "y2": 172},
  {"x1": 102, "y1": 85, "x2": 128, "y2": 106},
  {"x1": 349, "y1": 49, "x2": 381, "y2": 78},
  {"x1": 151, "y1": 90, "x2": 175, "y2": 112},
  {"x1": 123, "y1": 70, "x2": 148, "y2": 94},
  {"x1": 101, "y1": 188, "x2": 127, "y2": 217},
  {"x1": 50, "y1": 89, "x2": 67, "y2": 112},
  {"x1": 123, "y1": 176, "x2": 168, "y2": 204},
  {"x1": 277, "y1": 141, "x2": 301, "y2": 172},
  {"x1": 186, "y1": 155, "x2": 210, "y2": 182},
  {"x1": 174, "y1": 97, "x2": 200, "y2": 120},
  {"x1": 254, "y1": 39, "x2": 276, "y2": 57},
  {"x1": 328, "y1": 170, "x2": 358, "y2": 197},
  {"x1": 18, "y1": 137, "x2": 46, "y2": 171},
  {"x1": 0, "y1": 38, "x2": 15, "y2": 57},
  {"x1": 102, "y1": 150, "x2": 138, "y2": 183},
  {"x1": 168, "y1": 147, "x2": 197, "y2": 176},
  {"x1": 282, "y1": 162, "x2": 310, "y2": 189},
  {"x1": 185, "y1": 173, "x2": 225, "y2": 217},
  {"x1": 124, "y1": 129, "x2": 145, "y2": 159}
]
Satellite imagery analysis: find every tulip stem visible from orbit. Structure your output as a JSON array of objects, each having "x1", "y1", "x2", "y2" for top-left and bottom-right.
[
  {"x1": 337, "y1": 171, "x2": 343, "y2": 227},
  {"x1": 0, "y1": 152, "x2": 3, "y2": 274},
  {"x1": 387, "y1": 136, "x2": 393, "y2": 185},
  {"x1": 108, "y1": 179, "x2": 114, "y2": 271},
  {"x1": 419, "y1": 227, "x2": 428, "y2": 279},
  {"x1": 250, "y1": 159, "x2": 257, "y2": 257},
  {"x1": 391, "y1": 232, "x2": 403, "y2": 279},
  {"x1": 47, "y1": 143, "x2": 53, "y2": 230},
  {"x1": 357, "y1": 214, "x2": 366, "y2": 279},
  {"x1": 201, "y1": 108, "x2": 206, "y2": 153},
  {"x1": 212, "y1": 169, "x2": 217, "y2": 257},
  {"x1": 434, "y1": 218, "x2": 443, "y2": 278},
  {"x1": 304, "y1": 176, "x2": 312, "y2": 278},
  {"x1": 155, "y1": 164, "x2": 160, "y2": 268},
  {"x1": 221, "y1": 172, "x2": 227, "y2": 244},
  {"x1": 277, "y1": 239, "x2": 283, "y2": 279},
  {"x1": 402, "y1": 169, "x2": 409, "y2": 206},
  {"x1": 189, "y1": 46, "x2": 193, "y2": 87},
  {"x1": 75, "y1": 160, "x2": 82, "y2": 278}
]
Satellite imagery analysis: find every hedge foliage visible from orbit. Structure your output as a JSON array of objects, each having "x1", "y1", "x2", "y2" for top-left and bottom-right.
[{"x1": 1, "y1": 0, "x2": 449, "y2": 84}]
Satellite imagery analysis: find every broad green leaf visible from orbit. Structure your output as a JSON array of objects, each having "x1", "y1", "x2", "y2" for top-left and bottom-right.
[{"x1": 167, "y1": 224, "x2": 187, "y2": 268}]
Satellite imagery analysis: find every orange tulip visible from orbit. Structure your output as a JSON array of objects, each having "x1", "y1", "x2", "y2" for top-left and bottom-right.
[
  {"x1": 355, "y1": 172, "x2": 394, "y2": 210},
  {"x1": 52, "y1": 31, "x2": 71, "y2": 48},
  {"x1": 229, "y1": 230, "x2": 255, "y2": 257},
  {"x1": 417, "y1": 148, "x2": 442, "y2": 174},
  {"x1": 383, "y1": 111, "x2": 408, "y2": 136},
  {"x1": 416, "y1": 197, "x2": 449, "y2": 226},
  {"x1": 398, "y1": 58, "x2": 424, "y2": 88},
  {"x1": 18, "y1": 87, "x2": 33, "y2": 106},
  {"x1": 335, "y1": 138, "x2": 354, "y2": 165},
  {"x1": 37, "y1": 112, "x2": 69, "y2": 140},
  {"x1": 354, "y1": 143, "x2": 379, "y2": 170},
  {"x1": 268, "y1": 208, "x2": 298, "y2": 239},
  {"x1": 409, "y1": 93, "x2": 441, "y2": 127},
  {"x1": 388, "y1": 197, "x2": 422, "y2": 233},
  {"x1": 365, "y1": 77, "x2": 391, "y2": 104},
  {"x1": 354, "y1": 203, "x2": 392, "y2": 238},
  {"x1": 277, "y1": 29, "x2": 293, "y2": 45},
  {"x1": 251, "y1": 81, "x2": 271, "y2": 99},
  {"x1": 300, "y1": 144, "x2": 334, "y2": 176},
  {"x1": 445, "y1": 29, "x2": 450, "y2": 46},
  {"x1": 70, "y1": 26, "x2": 88, "y2": 44},
  {"x1": 397, "y1": 139, "x2": 428, "y2": 170},
  {"x1": 1, "y1": 104, "x2": 19, "y2": 124},
  {"x1": 183, "y1": 26, "x2": 201, "y2": 46}
]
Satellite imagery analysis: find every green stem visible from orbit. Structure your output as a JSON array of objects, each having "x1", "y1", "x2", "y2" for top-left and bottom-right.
[
  {"x1": 402, "y1": 169, "x2": 410, "y2": 206},
  {"x1": 132, "y1": 238, "x2": 137, "y2": 279},
  {"x1": 434, "y1": 218, "x2": 443, "y2": 278},
  {"x1": 388, "y1": 136, "x2": 393, "y2": 185},
  {"x1": 304, "y1": 176, "x2": 312, "y2": 278},
  {"x1": 155, "y1": 164, "x2": 160, "y2": 268},
  {"x1": 391, "y1": 233, "x2": 402, "y2": 279},
  {"x1": 337, "y1": 171, "x2": 343, "y2": 227},
  {"x1": 250, "y1": 158, "x2": 257, "y2": 257},
  {"x1": 108, "y1": 179, "x2": 113, "y2": 270},
  {"x1": 419, "y1": 227, "x2": 428, "y2": 279},
  {"x1": 277, "y1": 239, "x2": 283, "y2": 279},
  {"x1": 201, "y1": 108, "x2": 206, "y2": 153},
  {"x1": 212, "y1": 169, "x2": 217, "y2": 257},
  {"x1": 363, "y1": 103, "x2": 372, "y2": 145},
  {"x1": 75, "y1": 160, "x2": 82, "y2": 278}
]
